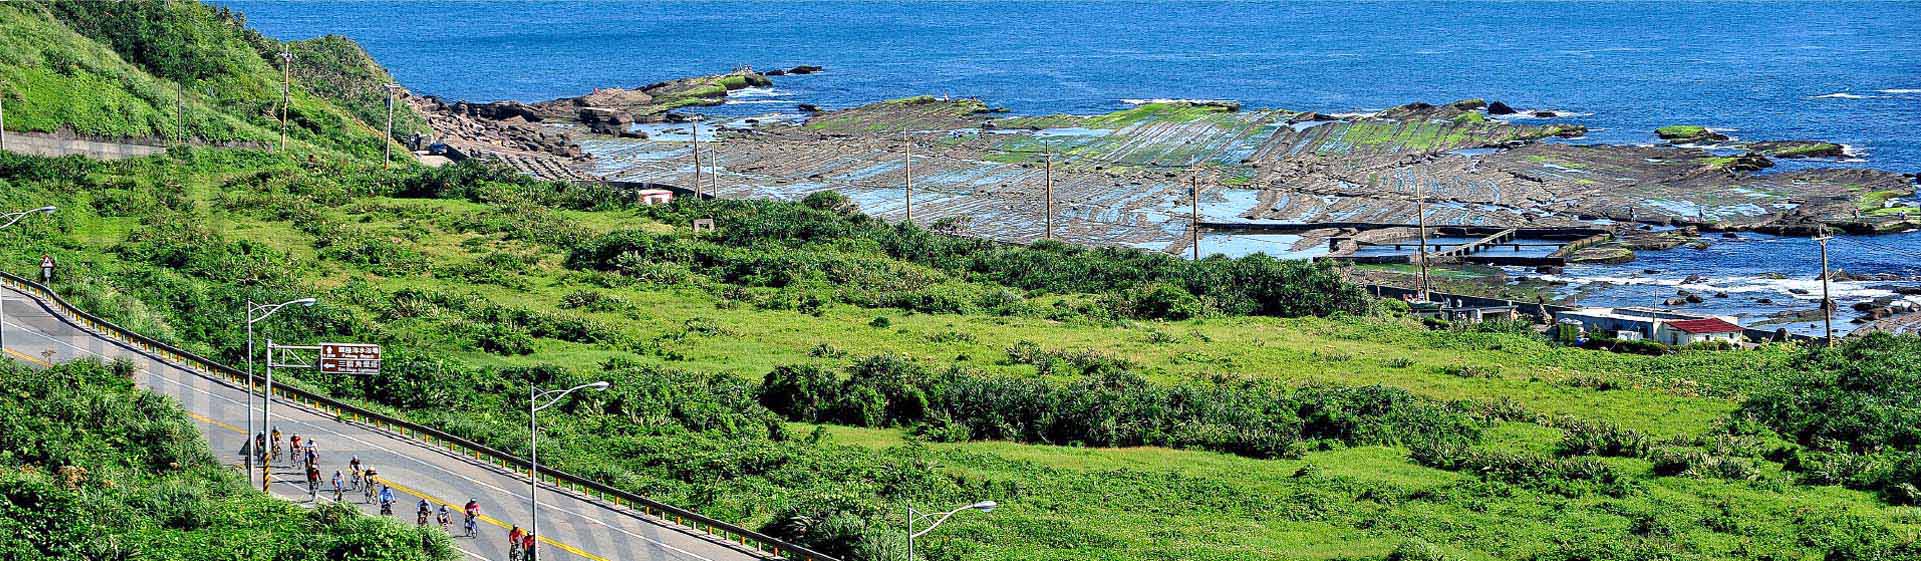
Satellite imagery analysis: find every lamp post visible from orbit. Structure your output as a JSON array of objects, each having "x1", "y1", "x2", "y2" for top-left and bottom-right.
[
  {"x1": 907, "y1": 500, "x2": 997, "y2": 561},
  {"x1": 528, "y1": 380, "x2": 610, "y2": 558},
  {"x1": 0, "y1": 206, "x2": 56, "y2": 358},
  {"x1": 246, "y1": 297, "x2": 314, "y2": 490},
  {"x1": 383, "y1": 83, "x2": 400, "y2": 168}
]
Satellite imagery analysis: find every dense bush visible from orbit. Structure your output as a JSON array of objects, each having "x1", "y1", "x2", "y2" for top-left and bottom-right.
[
  {"x1": 759, "y1": 354, "x2": 1483, "y2": 460},
  {"x1": 1408, "y1": 439, "x2": 1631, "y2": 497},
  {"x1": 571, "y1": 197, "x2": 1372, "y2": 320},
  {"x1": 1741, "y1": 333, "x2": 1921, "y2": 502}
]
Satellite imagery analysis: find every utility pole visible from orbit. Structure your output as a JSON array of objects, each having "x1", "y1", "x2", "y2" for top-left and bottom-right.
[
  {"x1": 383, "y1": 84, "x2": 397, "y2": 168},
  {"x1": 1187, "y1": 176, "x2": 1202, "y2": 260},
  {"x1": 1415, "y1": 181, "x2": 1432, "y2": 301},
  {"x1": 1815, "y1": 229, "x2": 1835, "y2": 347},
  {"x1": 278, "y1": 50, "x2": 292, "y2": 152},
  {"x1": 176, "y1": 83, "x2": 185, "y2": 146},
  {"x1": 699, "y1": 117, "x2": 714, "y2": 197},
  {"x1": 261, "y1": 337, "x2": 275, "y2": 492},
  {"x1": 904, "y1": 143, "x2": 914, "y2": 224},
  {"x1": 1043, "y1": 152, "x2": 1055, "y2": 240}
]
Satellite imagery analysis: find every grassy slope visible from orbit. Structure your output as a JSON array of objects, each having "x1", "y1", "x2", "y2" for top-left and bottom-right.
[
  {"x1": 2, "y1": 153, "x2": 1915, "y2": 560},
  {"x1": 0, "y1": 1, "x2": 420, "y2": 159},
  {"x1": 0, "y1": 358, "x2": 451, "y2": 561},
  {"x1": 0, "y1": 3, "x2": 269, "y2": 142}
]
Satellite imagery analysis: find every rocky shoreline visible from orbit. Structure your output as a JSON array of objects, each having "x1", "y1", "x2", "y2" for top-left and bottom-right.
[
  {"x1": 421, "y1": 69, "x2": 1919, "y2": 247},
  {"x1": 403, "y1": 68, "x2": 789, "y2": 179}
]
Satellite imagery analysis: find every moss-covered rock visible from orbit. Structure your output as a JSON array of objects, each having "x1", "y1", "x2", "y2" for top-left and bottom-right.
[
  {"x1": 1747, "y1": 140, "x2": 1845, "y2": 159},
  {"x1": 1656, "y1": 125, "x2": 1729, "y2": 143},
  {"x1": 1568, "y1": 246, "x2": 1636, "y2": 264}
]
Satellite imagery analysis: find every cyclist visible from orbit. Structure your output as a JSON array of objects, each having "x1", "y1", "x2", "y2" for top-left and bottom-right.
[
  {"x1": 305, "y1": 465, "x2": 321, "y2": 501},
  {"x1": 363, "y1": 468, "x2": 380, "y2": 503},
  {"x1": 462, "y1": 500, "x2": 480, "y2": 537},
  {"x1": 269, "y1": 428, "x2": 282, "y2": 462},
  {"x1": 507, "y1": 526, "x2": 525, "y2": 561},
  {"x1": 436, "y1": 504, "x2": 451, "y2": 533},
  {"x1": 416, "y1": 499, "x2": 431, "y2": 527},
  {"x1": 378, "y1": 485, "x2": 395, "y2": 515},
  {"x1": 521, "y1": 532, "x2": 537, "y2": 561},
  {"x1": 348, "y1": 456, "x2": 363, "y2": 489},
  {"x1": 290, "y1": 434, "x2": 303, "y2": 460},
  {"x1": 331, "y1": 470, "x2": 345, "y2": 502}
]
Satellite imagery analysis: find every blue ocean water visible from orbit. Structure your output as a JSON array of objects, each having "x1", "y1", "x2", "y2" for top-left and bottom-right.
[
  {"x1": 223, "y1": 0, "x2": 1921, "y2": 333},
  {"x1": 225, "y1": 1, "x2": 1921, "y2": 171}
]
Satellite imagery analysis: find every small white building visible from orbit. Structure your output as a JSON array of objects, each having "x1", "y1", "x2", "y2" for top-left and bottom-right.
[
  {"x1": 634, "y1": 188, "x2": 675, "y2": 206},
  {"x1": 1653, "y1": 318, "x2": 1743, "y2": 346},
  {"x1": 1555, "y1": 307, "x2": 1744, "y2": 345}
]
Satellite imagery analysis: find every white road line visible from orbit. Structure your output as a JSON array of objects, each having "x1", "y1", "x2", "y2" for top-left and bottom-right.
[
  {"x1": 2, "y1": 317, "x2": 493, "y2": 561},
  {"x1": 1, "y1": 313, "x2": 724, "y2": 561}
]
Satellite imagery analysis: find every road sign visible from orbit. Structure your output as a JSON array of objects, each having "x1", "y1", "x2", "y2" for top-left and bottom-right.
[{"x1": 319, "y1": 342, "x2": 381, "y2": 375}]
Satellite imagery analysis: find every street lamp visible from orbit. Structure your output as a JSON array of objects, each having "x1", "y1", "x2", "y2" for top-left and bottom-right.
[
  {"x1": 0, "y1": 206, "x2": 55, "y2": 359},
  {"x1": 907, "y1": 500, "x2": 997, "y2": 561},
  {"x1": 383, "y1": 83, "x2": 401, "y2": 168},
  {"x1": 246, "y1": 297, "x2": 314, "y2": 489},
  {"x1": 527, "y1": 380, "x2": 610, "y2": 558}
]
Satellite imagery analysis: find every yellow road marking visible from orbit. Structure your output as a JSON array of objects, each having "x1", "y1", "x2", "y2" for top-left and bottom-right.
[
  {"x1": 6, "y1": 344, "x2": 612, "y2": 561},
  {"x1": 187, "y1": 411, "x2": 248, "y2": 435},
  {"x1": 373, "y1": 476, "x2": 612, "y2": 561},
  {"x1": 8, "y1": 334, "x2": 621, "y2": 561},
  {"x1": 4, "y1": 348, "x2": 52, "y2": 367}
]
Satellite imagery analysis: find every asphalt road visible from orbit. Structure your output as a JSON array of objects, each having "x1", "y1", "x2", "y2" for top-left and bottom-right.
[{"x1": 1, "y1": 287, "x2": 771, "y2": 561}]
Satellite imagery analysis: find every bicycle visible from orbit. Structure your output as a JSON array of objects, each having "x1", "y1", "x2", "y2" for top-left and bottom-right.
[
  {"x1": 363, "y1": 471, "x2": 380, "y2": 504},
  {"x1": 463, "y1": 514, "x2": 478, "y2": 538}
]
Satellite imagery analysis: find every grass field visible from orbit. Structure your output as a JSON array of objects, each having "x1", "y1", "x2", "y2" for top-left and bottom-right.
[{"x1": 5, "y1": 2, "x2": 1921, "y2": 558}]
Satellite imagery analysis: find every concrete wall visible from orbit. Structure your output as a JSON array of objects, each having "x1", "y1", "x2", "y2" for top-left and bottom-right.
[{"x1": 0, "y1": 132, "x2": 166, "y2": 160}]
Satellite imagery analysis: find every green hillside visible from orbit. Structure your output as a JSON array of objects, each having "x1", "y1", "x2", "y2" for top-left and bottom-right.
[
  {"x1": 0, "y1": 1, "x2": 425, "y2": 160},
  {"x1": 0, "y1": 358, "x2": 452, "y2": 560},
  {"x1": 3, "y1": 2, "x2": 1921, "y2": 560},
  {"x1": 3, "y1": 149, "x2": 1919, "y2": 560}
]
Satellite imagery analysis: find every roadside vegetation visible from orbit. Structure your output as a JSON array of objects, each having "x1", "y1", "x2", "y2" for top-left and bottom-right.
[
  {"x1": 3, "y1": 2, "x2": 1921, "y2": 560},
  {"x1": 0, "y1": 358, "x2": 452, "y2": 560}
]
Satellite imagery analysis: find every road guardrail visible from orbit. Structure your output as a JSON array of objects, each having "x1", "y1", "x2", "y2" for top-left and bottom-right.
[{"x1": 0, "y1": 270, "x2": 840, "y2": 561}]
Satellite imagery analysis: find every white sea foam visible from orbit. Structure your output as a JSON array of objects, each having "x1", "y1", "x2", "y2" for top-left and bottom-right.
[
  {"x1": 1813, "y1": 92, "x2": 1871, "y2": 99},
  {"x1": 728, "y1": 87, "x2": 788, "y2": 98},
  {"x1": 1877, "y1": 88, "x2": 1921, "y2": 94},
  {"x1": 1541, "y1": 273, "x2": 1905, "y2": 302}
]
